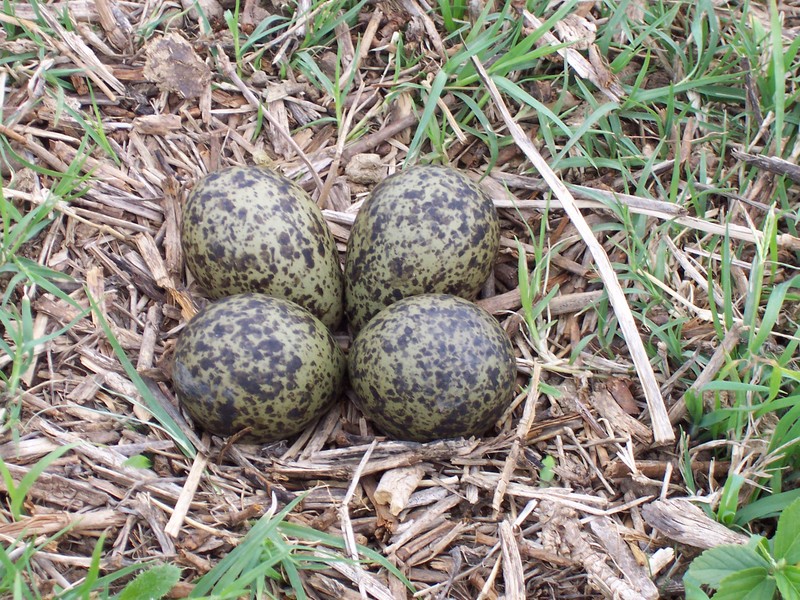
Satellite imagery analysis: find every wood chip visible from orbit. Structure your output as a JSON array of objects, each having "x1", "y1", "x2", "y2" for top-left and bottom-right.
[
  {"x1": 0, "y1": 510, "x2": 125, "y2": 539},
  {"x1": 642, "y1": 498, "x2": 750, "y2": 549},
  {"x1": 133, "y1": 114, "x2": 183, "y2": 135},
  {"x1": 165, "y1": 449, "x2": 209, "y2": 538},
  {"x1": 590, "y1": 387, "x2": 653, "y2": 443},
  {"x1": 732, "y1": 148, "x2": 800, "y2": 182},
  {"x1": 374, "y1": 465, "x2": 425, "y2": 516},
  {"x1": 589, "y1": 517, "x2": 658, "y2": 599},
  {"x1": 524, "y1": 10, "x2": 624, "y2": 102},
  {"x1": 143, "y1": 33, "x2": 211, "y2": 99},
  {"x1": 499, "y1": 521, "x2": 525, "y2": 600}
]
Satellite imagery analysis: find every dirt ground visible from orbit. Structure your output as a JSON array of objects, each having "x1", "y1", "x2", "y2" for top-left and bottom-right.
[{"x1": 3, "y1": 1, "x2": 799, "y2": 598}]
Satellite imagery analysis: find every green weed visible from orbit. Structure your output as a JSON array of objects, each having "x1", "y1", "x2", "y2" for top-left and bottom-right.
[
  {"x1": 685, "y1": 497, "x2": 800, "y2": 599},
  {"x1": 190, "y1": 493, "x2": 414, "y2": 599},
  {"x1": 0, "y1": 141, "x2": 94, "y2": 433},
  {"x1": 0, "y1": 443, "x2": 76, "y2": 520}
]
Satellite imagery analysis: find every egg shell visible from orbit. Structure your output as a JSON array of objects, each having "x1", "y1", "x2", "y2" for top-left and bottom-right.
[
  {"x1": 347, "y1": 294, "x2": 517, "y2": 442},
  {"x1": 182, "y1": 166, "x2": 344, "y2": 329},
  {"x1": 172, "y1": 293, "x2": 346, "y2": 443},
  {"x1": 344, "y1": 165, "x2": 500, "y2": 332}
]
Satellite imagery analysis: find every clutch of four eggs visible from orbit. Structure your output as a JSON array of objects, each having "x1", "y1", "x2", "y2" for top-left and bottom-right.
[{"x1": 172, "y1": 165, "x2": 517, "y2": 443}]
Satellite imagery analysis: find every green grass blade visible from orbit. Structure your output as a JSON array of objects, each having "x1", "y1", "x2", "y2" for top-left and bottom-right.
[
  {"x1": 768, "y1": 0, "x2": 785, "y2": 154},
  {"x1": 9, "y1": 442, "x2": 77, "y2": 520},
  {"x1": 86, "y1": 291, "x2": 195, "y2": 457},
  {"x1": 735, "y1": 489, "x2": 800, "y2": 525},
  {"x1": 718, "y1": 473, "x2": 746, "y2": 525},
  {"x1": 66, "y1": 532, "x2": 107, "y2": 599},
  {"x1": 752, "y1": 275, "x2": 800, "y2": 351},
  {"x1": 551, "y1": 101, "x2": 618, "y2": 169},
  {"x1": 277, "y1": 522, "x2": 415, "y2": 591},
  {"x1": 117, "y1": 564, "x2": 181, "y2": 600},
  {"x1": 190, "y1": 494, "x2": 305, "y2": 596},
  {"x1": 492, "y1": 75, "x2": 572, "y2": 137},
  {"x1": 405, "y1": 69, "x2": 448, "y2": 164}
]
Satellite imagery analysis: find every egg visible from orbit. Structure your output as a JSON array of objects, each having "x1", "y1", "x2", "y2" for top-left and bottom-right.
[
  {"x1": 343, "y1": 165, "x2": 499, "y2": 332},
  {"x1": 182, "y1": 166, "x2": 344, "y2": 329},
  {"x1": 347, "y1": 294, "x2": 517, "y2": 442},
  {"x1": 172, "y1": 293, "x2": 346, "y2": 443}
]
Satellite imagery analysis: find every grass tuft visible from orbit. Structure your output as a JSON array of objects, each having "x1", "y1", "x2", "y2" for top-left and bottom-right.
[{"x1": 2, "y1": 0, "x2": 800, "y2": 596}]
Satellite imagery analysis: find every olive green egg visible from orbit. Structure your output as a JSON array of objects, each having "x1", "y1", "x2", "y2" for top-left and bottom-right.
[
  {"x1": 344, "y1": 165, "x2": 499, "y2": 332},
  {"x1": 182, "y1": 166, "x2": 344, "y2": 329},
  {"x1": 348, "y1": 294, "x2": 517, "y2": 442},
  {"x1": 172, "y1": 294, "x2": 346, "y2": 443}
]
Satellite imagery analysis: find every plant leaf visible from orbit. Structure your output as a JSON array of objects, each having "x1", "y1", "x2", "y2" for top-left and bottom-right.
[
  {"x1": 118, "y1": 564, "x2": 181, "y2": 600},
  {"x1": 539, "y1": 455, "x2": 555, "y2": 480},
  {"x1": 278, "y1": 521, "x2": 415, "y2": 590},
  {"x1": 684, "y1": 575, "x2": 712, "y2": 600},
  {"x1": 775, "y1": 566, "x2": 800, "y2": 600},
  {"x1": 11, "y1": 442, "x2": 77, "y2": 520},
  {"x1": 774, "y1": 497, "x2": 800, "y2": 562},
  {"x1": 712, "y1": 566, "x2": 774, "y2": 600},
  {"x1": 717, "y1": 472, "x2": 746, "y2": 525},
  {"x1": 735, "y1": 489, "x2": 800, "y2": 526},
  {"x1": 405, "y1": 69, "x2": 448, "y2": 164},
  {"x1": 190, "y1": 494, "x2": 305, "y2": 597},
  {"x1": 122, "y1": 455, "x2": 153, "y2": 470},
  {"x1": 686, "y1": 544, "x2": 769, "y2": 589}
]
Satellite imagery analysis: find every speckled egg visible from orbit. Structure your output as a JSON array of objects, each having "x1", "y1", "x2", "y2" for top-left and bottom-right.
[
  {"x1": 344, "y1": 165, "x2": 499, "y2": 332},
  {"x1": 172, "y1": 293, "x2": 346, "y2": 443},
  {"x1": 182, "y1": 166, "x2": 344, "y2": 329},
  {"x1": 348, "y1": 294, "x2": 516, "y2": 442}
]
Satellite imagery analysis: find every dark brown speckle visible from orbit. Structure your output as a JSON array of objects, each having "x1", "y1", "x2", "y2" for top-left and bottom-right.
[
  {"x1": 172, "y1": 294, "x2": 346, "y2": 443},
  {"x1": 344, "y1": 165, "x2": 500, "y2": 332},
  {"x1": 182, "y1": 166, "x2": 344, "y2": 329},
  {"x1": 348, "y1": 294, "x2": 516, "y2": 442}
]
